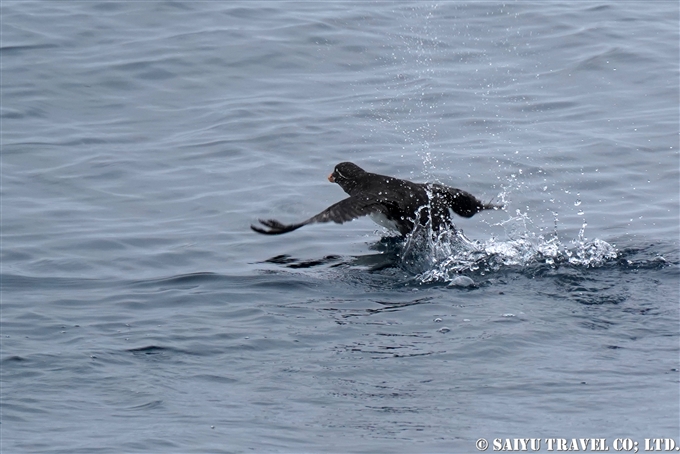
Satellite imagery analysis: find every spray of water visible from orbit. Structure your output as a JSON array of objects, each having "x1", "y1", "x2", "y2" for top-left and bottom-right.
[
  {"x1": 362, "y1": 4, "x2": 619, "y2": 283},
  {"x1": 393, "y1": 187, "x2": 618, "y2": 284}
]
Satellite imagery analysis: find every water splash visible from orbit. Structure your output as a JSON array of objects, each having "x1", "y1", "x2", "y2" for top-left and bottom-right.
[{"x1": 395, "y1": 207, "x2": 618, "y2": 284}]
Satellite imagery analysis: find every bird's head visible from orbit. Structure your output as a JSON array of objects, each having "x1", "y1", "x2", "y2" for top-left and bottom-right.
[{"x1": 328, "y1": 162, "x2": 366, "y2": 193}]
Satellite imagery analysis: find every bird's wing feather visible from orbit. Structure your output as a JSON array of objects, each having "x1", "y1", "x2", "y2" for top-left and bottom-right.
[
  {"x1": 251, "y1": 195, "x2": 387, "y2": 235},
  {"x1": 428, "y1": 183, "x2": 500, "y2": 218}
]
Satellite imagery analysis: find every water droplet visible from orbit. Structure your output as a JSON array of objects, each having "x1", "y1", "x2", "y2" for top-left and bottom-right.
[
  {"x1": 438, "y1": 327, "x2": 451, "y2": 333},
  {"x1": 574, "y1": 199, "x2": 581, "y2": 206},
  {"x1": 434, "y1": 317, "x2": 442, "y2": 323}
]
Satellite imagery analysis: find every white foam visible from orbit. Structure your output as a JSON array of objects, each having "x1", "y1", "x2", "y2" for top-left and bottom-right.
[{"x1": 398, "y1": 207, "x2": 618, "y2": 284}]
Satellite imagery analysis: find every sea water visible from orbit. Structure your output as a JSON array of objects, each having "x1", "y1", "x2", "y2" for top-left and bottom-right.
[{"x1": 2, "y1": 2, "x2": 678, "y2": 452}]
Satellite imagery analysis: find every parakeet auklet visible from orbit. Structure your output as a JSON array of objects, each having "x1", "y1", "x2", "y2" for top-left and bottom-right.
[{"x1": 251, "y1": 162, "x2": 500, "y2": 236}]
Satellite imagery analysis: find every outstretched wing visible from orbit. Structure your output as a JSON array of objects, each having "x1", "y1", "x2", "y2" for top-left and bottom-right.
[
  {"x1": 251, "y1": 195, "x2": 387, "y2": 235},
  {"x1": 428, "y1": 183, "x2": 501, "y2": 218}
]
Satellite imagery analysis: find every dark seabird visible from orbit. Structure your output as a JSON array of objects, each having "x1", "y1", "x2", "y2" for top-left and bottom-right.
[{"x1": 251, "y1": 162, "x2": 500, "y2": 236}]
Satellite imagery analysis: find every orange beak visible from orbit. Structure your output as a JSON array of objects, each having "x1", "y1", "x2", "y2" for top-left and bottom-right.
[{"x1": 328, "y1": 173, "x2": 335, "y2": 183}]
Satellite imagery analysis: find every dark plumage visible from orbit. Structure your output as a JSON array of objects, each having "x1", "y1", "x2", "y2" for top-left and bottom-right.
[{"x1": 251, "y1": 162, "x2": 500, "y2": 236}]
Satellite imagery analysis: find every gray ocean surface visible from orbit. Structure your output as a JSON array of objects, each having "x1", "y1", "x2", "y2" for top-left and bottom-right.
[{"x1": 2, "y1": 2, "x2": 679, "y2": 453}]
